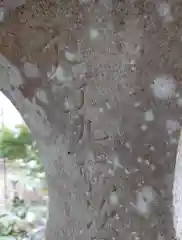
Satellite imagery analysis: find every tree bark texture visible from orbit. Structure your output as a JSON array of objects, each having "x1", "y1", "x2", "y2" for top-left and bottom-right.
[{"x1": 0, "y1": 0, "x2": 182, "y2": 239}]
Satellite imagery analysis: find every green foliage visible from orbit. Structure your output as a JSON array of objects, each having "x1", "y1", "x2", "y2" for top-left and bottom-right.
[
  {"x1": 0, "y1": 124, "x2": 33, "y2": 160},
  {"x1": 0, "y1": 124, "x2": 43, "y2": 174}
]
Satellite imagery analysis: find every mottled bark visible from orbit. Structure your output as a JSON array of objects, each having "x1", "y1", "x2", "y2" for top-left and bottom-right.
[{"x1": 0, "y1": 0, "x2": 182, "y2": 239}]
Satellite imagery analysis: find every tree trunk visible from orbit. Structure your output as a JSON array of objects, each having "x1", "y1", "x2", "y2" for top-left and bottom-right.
[{"x1": 0, "y1": 0, "x2": 182, "y2": 239}]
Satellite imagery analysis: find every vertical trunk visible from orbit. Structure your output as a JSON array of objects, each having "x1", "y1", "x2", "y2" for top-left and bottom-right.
[{"x1": 0, "y1": 0, "x2": 182, "y2": 239}]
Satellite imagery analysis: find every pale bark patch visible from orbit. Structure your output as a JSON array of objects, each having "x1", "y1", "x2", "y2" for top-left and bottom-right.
[
  {"x1": 151, "y1": 75, "x2": 176, "y2": 100},
  {"x1": 144, "y1": 109, "x2": 155, "y2": 122},
  {"x1": 48, "y1": 65, "x2": 73, "y2": 83},
  {"x1": 23, "y1": 62, "x2": 40, "y2": 78}
]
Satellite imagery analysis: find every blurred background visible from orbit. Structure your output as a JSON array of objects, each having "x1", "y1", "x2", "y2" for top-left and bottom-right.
[{"x1": 0, "y1": 92, "x2": 47, "y2": 240}]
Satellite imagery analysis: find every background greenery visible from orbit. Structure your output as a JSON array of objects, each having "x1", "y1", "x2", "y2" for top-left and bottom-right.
[{"x1": 0, "y1": 124, "x2": 44, "y2": 175}]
